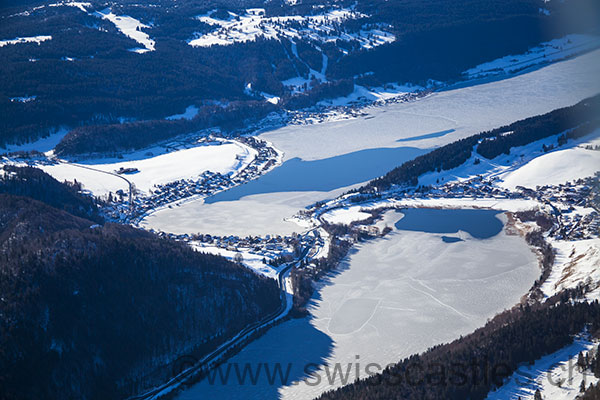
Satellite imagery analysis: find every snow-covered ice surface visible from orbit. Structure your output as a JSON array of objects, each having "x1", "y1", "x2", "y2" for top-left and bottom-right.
[
  {"x1": 0, "y1": 35, "x2": 51, "y2": 47},
  {"x1": 94, "y1": 8, "x2": 155, "y2": 53},
  {"x1": 188, "y1": 7, "x2": 394, "y2": 49},
  {"x1": 41, "y1": 141, "x2": 254, "y2": 196},
  {"x1": 143, "y1": 50, "x2": 600, "y2": 236},
  {"x1": 177, "y1": 213, "x2": 539, "y2": 400},
  {"x1": 142, "y1": 188, "x2": 351, "y2": 236},
  {"x1": 486, "y1": 335, "x2": 598, "y2": 400},
  {"x1": 464, "y1": 34, "x2": 600, "y2": 79}
]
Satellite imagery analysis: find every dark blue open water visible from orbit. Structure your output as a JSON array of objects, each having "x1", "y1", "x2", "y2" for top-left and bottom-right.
[{"x1": 395, "y1": 208, "x2": 504, "y2": 239}]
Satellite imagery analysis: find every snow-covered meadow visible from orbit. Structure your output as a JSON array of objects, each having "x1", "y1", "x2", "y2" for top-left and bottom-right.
[
  {"x1": 321, "y1": 205, "x2": 371, "y2": 225},
  {"x1": 541, "y1": 238, "x2": 600, "y2": 300},
  {"x1": 93, "y1": 8, "x2": 155, "y2": 53},
  {"x1": 188, "y1": 7, "x2": 394, "y2": 50},
  {"x1": 39, "y1": 141, "x2": 255, "y2": 197},
  {"x1": 497, "y1": 130, "x2": 600, "y2": 190},
  {"x1": 416, "y1": 127, "x2": 600, "y2": 189}
]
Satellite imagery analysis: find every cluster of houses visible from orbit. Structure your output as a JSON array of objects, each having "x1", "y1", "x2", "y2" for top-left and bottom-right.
[
  {"x1": 151, "y1": 229, "x2": 321, "y2": 267},
  {"x1": 531, "y1": 175, "x2": 600, "y2": 240},
  {"x1": 286, "y1": 89, "x2": 429, "y2": 126}
]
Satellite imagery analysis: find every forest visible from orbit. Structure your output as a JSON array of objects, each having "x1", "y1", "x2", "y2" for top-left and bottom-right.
[
  {"x1": 317, "y1": 291, "x2": 600, "y2": 400},
  {"x1": 1, "y1": 0, "x2": 597, "y2": 150},
  {"x1": 363, "y1": 94, "x2": 600, "y2": 192},
  {"x1": 0, "y1": 167, "x2": 282, "y2": 400}
]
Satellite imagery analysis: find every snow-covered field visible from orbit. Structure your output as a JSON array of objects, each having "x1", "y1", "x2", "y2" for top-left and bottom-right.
[
  {"x1": 498, "y1": 131, "x2": 600, "y2": 190},
  {"x1": 321, "y1": 205, "x2": 371, "y2": 225},
  {"x1": 0, "y1": 35, "x2": 51, "y2": 47},
  {"x1": 317, "y1": 83, "x2": 422, "y2": 107},
  {"x1": 165, "y1": 105, "x2": 199, "y2": 121},
  {"x1": 416, "y1": 127, "x2": 600, "y2": 189},
  {"x1": 39, "y1": 141, "x2": 254, "y2": 197},
  {"x1": 0, "y1": 127, "x2": 69, "y2": 153},
  {"x1": 188, "y1": 7, "x2": 394, "y2": 49},
  {"x1": 464, "y1": 34, "x2": 600, "y2": 79},
  {"x1": 178, "y1": 212, "x2": 539, "y2": 400},
  {"x1": 487, "y1": 335, "x2": 598, "y2": 400},
  {"x1": 93, "y1": 8, "x2": 155, "y2": 53}
]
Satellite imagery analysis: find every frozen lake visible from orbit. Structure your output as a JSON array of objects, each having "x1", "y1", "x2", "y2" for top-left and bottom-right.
[
  {"x1": 177, "y1": 210, "x2": 540, "y2": 399},
  {"x1": 141, "y1": 49, "x2": 600, "y2": 236}
]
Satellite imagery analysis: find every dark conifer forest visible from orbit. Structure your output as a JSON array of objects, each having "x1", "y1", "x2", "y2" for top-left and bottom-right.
[{"x1": 0, "y1": 167, "x2": 281, "y2": 399}]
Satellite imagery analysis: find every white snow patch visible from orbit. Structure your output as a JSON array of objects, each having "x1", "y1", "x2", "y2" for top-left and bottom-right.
[
  {"x1": 0, "y1": 127, "x2": 69, "y2": 154},
  {"x1": 0, "y1": 35, "x2": 51, "y2": 47},
  {"x1": 165, "y1": 105, "x2": 199, "y2": 121},
  {"x1": 94, "y1": 8, "x2": 155, "y2": 53},
  {"x1": 322, "y1": 205, "x2": 372, "y2": 225},
  {"x1": 48, "y1": 2, "x2": 91, "y2": 12}
]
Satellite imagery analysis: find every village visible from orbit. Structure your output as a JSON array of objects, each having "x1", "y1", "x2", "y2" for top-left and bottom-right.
[{"x1": 102, "y1": 135, "x2": 281, "y2": 222}]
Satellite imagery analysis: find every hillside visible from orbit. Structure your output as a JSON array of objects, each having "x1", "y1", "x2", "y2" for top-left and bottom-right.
[
  {"x1": 0, "y1": 175, "x2": 281, "y2": 399},
  {"x1": 0, "y1": 164, "x2": 102, "y2": 221},
  {"x1": 1, "y1": 0, "x2": 598, "y2": 151}
]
